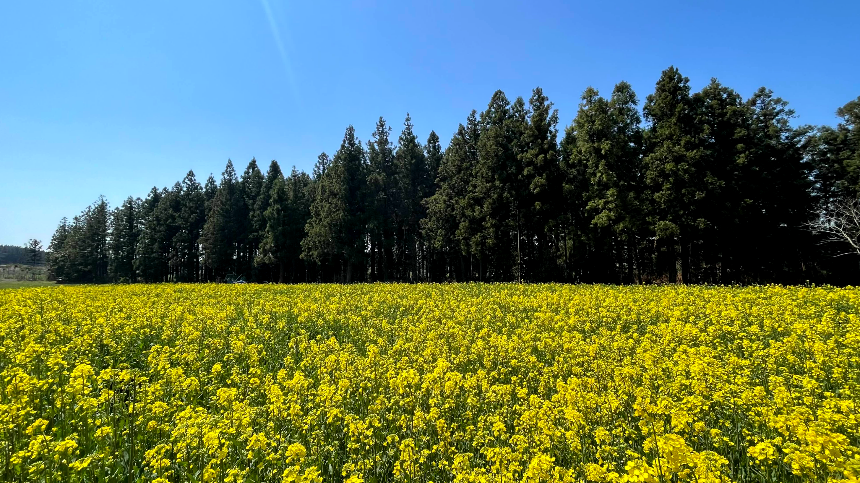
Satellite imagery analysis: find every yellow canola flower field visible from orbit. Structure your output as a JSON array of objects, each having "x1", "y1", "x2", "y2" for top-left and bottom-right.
[{"x1": 1, "y1": 284, "x2": 859, "y2": 483}]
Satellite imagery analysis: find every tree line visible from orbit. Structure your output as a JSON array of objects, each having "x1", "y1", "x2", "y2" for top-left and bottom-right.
[
  {"x1": 0, "y1": 242, "x2": 45, "y2": 266},
  {"x1": 47, "y1": 66, "x2": 860, "y2": 284}
]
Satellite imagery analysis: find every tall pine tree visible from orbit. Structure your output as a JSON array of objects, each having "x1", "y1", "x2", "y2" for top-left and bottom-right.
[
  {"x1": 642, "y1": 66, "x2": 700, "y2": 283},
  {"x1": 303, "y1": 127, "x2": 367, "y2": 282},
  {"x1": 200, "y1": 160, "x2": 242, "y2": 280},
  {"x1": 394, "y1": 113, "x2": 429, "y2": 281},
  {"x1": 109, "y1": 196, "x2": 140, "y2": 282}
]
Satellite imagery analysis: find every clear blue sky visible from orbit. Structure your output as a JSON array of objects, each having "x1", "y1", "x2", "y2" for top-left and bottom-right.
[{"x1": 1, "y1": 0, "x2": 858, "y2": 246}]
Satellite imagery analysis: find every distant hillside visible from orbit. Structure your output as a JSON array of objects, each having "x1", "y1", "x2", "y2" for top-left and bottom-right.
[{"x1": 0, "y1": 245, "x2": 47, "y2": 265}]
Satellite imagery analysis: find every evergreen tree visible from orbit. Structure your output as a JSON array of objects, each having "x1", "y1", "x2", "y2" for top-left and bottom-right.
[
  {"x1": 239, "y1": 159, "x2": 264, "y2": 279},
  {"x1": 138, "y1": 186, "x2": 180, "y2": 282},
  {"x1": 507, "y1": 96, "x2": 531, "y2": 281},
  {"x1": 366, "y1": 117, "x2": 397, "y2": 281},
  {"x1": 200, "y1": 160, "x2": 241, "y2": 280},
  {"x1": 51, "y1": 197, "x2": 110, "y2": 283},
  {"x1": 253, "y1": 161, "x2": 284, "y2": 280},
  {"x1": 691, "y1": 79, "x2": 750, "y2": 282},
  {"x1": 258, "y1": 176, "x2": 290, "y2": 283},
  {"x1": 808, "y1": 97, "x2": 860, "y2": 282},
  {"x1": 559, "y1": 113, "x2": 587, "y2": 282},
  {"x1": 394, "y1": 113, "x2": 429, "y2": 281},
  {"x1": 564, "y1": 87, "x2": 615, "y2": 281},
  {"x1": 204, "y1": 174, "x2": 218, "y2": 213},
  {"x1": 519, "y1": 87, "x2": 562, "y2": 281},
  {"x1": 135, "y1": 188, "x2": 164, "y2": 282},
  {"x1": 200, "y1": 174, "x2": 218, "y2": 281},
  {"x1": 47, "y1": 218, "x2": 70, "y2": 281},
  {"x1": 422, "y1": 130, "x2": 445, "y2": 280},
  {"x1": 174, "y1": 171, "x2": 205, "y2": 282},
  {"x1": 109, "y1": 196, "x2": 140, "y2": 282},
  {"x1": 810, "y1": 96, "x2": 860, "y2": 206},
  {"x1": 642, "y1": 66, "x2": 700, "y2": 283},
  {"x1": 608, "y1": 82, "x2": 645, "y2": 282},
  {"x1": 303, "y1": 153, "x2": 332, "y2": 280},
  {"x1": 284, "y1": 167, "x2": 312, "y2": 282},
  {"x1": 255, "y1": 161, "x2": 285, "y2": 245},
  {"x1": 424, "y1": 131, "x2": 443, "y2": 190},
  {"x1": 423, "y1": 112, "x2": 481, "y2": 281},
  {"x1": 564, "y1": 84, "x2": 644, "y2": 282},
  {"x1": 474, "y1": 91, "x2": 518, "y2": 280},
  {"x1": 60, "y1": 216, "x2": 86, "y2": 281},
  {"x1": 741, "y1": 88, "x2": 813, "y2": 282},
  {"x1": 26, "y1": 239, "x2": 42, "y2": 266},
  {"x1": 302, "y1": 127, "x2": 367, "y2": 282},
  {"x1": 85, "y1": 196, "x2": 111, "y2": 283}
]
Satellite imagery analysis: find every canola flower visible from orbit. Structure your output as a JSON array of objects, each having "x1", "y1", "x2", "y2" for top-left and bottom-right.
[{"x1": 0, "y1": 283, "x2": 859, "y2": 483}]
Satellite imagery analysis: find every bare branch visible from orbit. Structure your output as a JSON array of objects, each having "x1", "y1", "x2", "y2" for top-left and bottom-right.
[{"x1": 808, "y1": 197, "x2": 860, "y2": 257}]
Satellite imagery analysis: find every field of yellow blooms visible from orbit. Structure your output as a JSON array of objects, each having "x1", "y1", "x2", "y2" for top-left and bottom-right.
[{"x1": 1, "y1": 284, "x2": 859, "y2": 483}]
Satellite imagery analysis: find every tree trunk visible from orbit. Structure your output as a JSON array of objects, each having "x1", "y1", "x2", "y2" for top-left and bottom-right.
[
  {"x1": 370, "y1": 238, "x2": 377, "y2": 282},
  {"x1": 517, "y1": 223, "x2": 522, "y2": 283}
]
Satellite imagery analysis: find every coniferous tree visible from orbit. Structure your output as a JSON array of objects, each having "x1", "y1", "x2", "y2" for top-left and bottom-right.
[
  {"x1": 303, "y1": 127, "x2": 367, "y2": 282},
  {"x1": 163, "y1": 185, "x2": 184, "y2": 281},
  {"x1": 200, "y1": 160, "x2": 241, "y2": 280},
  {"x1": 559, "y1": 113, "x2": 588, "y2": 282},
  {"x1": 51, "y1": 197, "x2": 110, "y2": 283},
  {"x1": 333, "y1": 126, "x2": 368, "y2": 283},
  {"x1": 810, "y1": 97, "x2": 860, "y2": 207},
  {"x1": 26, "y1": 239, "x2": 42, "y2": 267},
  {"x1": 255, "y1": 162, "x2": 284, "y2": 243},
  {"x1": 200, "y1": 174, "x2": 218, "y2": 281},
  {"x1": 424, "y1": 131, "x2": 443, "y2": 190},
  {"x1": 691, "y1": 79, "x2": 750, "y2": 282},
  {"x1": 85, "y1": 196, "x2": 111, "y2": 283},
  {"x1": 47, "y1": 218, "x2": 70, "y2": 281},
  {"x1": 808, "y1": 96, "x2": 860, "y2": 281},
  {"x1": 474, "y1": 90, "x2": 519, "y2": 280},
  {"x1": 837, "y1": 97, "x2": 860, "y2": 182},
  {"x1": 424, "y1": 112, "x2": 481, "y2": 280},
  {"x1": 422, "y1": 130, "x2": 445, "y2": 280},
  {"x1": 284, "y1": 167, "x2": 312, "y2": 281},
  {"x1": 109, "y1": 197, "x2": 140, "y2": 282},
  {"x1": 642, "y1": 67, "x2": 700, "y2": 283},
  {"x1": 508, "y1": 96, "x2": 531, "y2": 281},
  {"x1": 253, "y1": 160, "x2": 284, "y2": 280},
  {"x1": 135, "y1": 187, "x2": 165, "y2": 282},
  {"x1": 258, "y1": 176, "x2": 290, "y2": 283},
  {"x1": 519, "y1": 87, "x2": 562, "y2": 281},
  {"x1": 564, "y1": 87, "x2": 616, "y2": 281},
  {"x1": 174, "y1": 171, "x2": 205, "y2": 282},
  {"x1": 204, "y1": 174, "x2": 218, "y2": 212},
  {"x1": 742, "y1": 88, "x2": 813, "y2": 282},
  {"x1": 563, "y1": 84, "x2": 645, "y2": 282},
  {"x1": 139, "y1": 186, "x2": 181, "y2": 282},
  {"x1": 608, "y1": 82, "x2": 646, "y2": 282},
  {"x1": 58, "y1": 216, "x2": 85, "y2": 281},
  {"x1": 394, "y1": 114, "x2": 429, "y2": 281},
  {"x1": 239, "y1": 159, "x2": 264, "y2": 280},
  {"x1": 303, "y1": 153, "x2": 332, "y2": 280},
  {"x1": 366, "y1": 118, "x2": 397, "y2": 281}
]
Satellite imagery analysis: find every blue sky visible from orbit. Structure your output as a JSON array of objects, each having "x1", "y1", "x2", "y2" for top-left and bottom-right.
[{"x1": 1, "y1": 0, "x2": 858, "y2": 246}]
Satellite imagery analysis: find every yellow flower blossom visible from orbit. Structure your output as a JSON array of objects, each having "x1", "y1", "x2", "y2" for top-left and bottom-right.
[{"x1": 0, "y1": 284, "x2": 858, "y2": 482}]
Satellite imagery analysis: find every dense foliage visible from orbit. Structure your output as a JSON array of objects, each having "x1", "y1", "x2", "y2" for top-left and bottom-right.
[
  {"x1": 47, "y1": 67, "x2": 860, "y2": 284},
  {"x1": 1, "y1": 284, "x2": 859, "y2": 482},
  {"x1": 0, "y1": 245, "x2": 46, "y2": 266}
]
